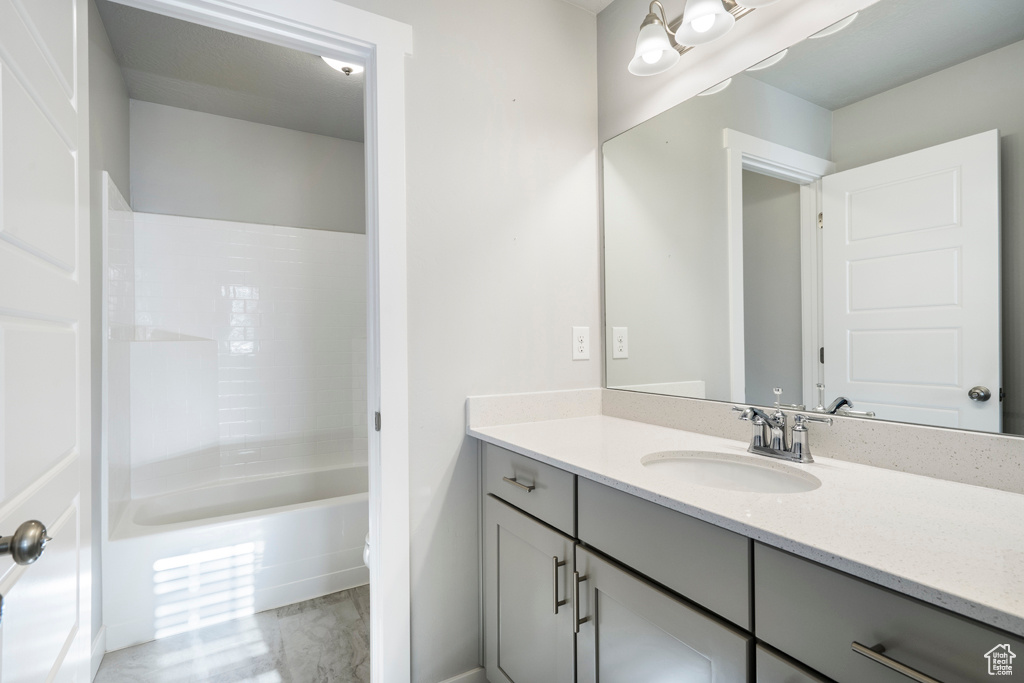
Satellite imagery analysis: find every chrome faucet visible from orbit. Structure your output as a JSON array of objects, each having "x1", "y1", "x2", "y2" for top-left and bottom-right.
[
  {"x1": 733, "y1": 387, "x2": 832, "y2": 463},
  {"x1": 813, "y1": 383, "x2": 876, "y2": 418}
]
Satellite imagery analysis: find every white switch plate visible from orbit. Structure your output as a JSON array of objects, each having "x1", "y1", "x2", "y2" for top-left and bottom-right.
[
  {"x1": 612, "y1": 327, "x2": 628, "y2": 359},
  {"x1": 572, "y1": 326, "x2": 590, "y2": 360}
]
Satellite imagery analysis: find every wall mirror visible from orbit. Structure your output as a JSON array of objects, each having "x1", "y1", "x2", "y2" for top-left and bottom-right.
[{"x1": 603, "y1": 0, "x2": 1024, "y2": 436}]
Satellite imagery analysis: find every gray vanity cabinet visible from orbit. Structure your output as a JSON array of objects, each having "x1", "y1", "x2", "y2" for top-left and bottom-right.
[
  {"x1": 575, "y1": 545, "x2": 751, "y2": 682},
  {"x1": 755, "y1": 543, "x2": 1024, "y2": 683},
  {"x1": 483, "y1": 494, "x2": 576, "y2": 683}
]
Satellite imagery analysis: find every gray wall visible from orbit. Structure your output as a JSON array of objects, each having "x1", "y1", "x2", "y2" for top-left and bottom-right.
[
  {"x1": 88, "y1": 0, "x2": 131, "y2": 648},
  {"x1": 832, "y1": 38, "x2": 1024, "y2": 435},
  {"x1": 129, "y1": 100, "x2": 365, "y2": 232},
  {"x1": 282, "y1": 1, "x2": 602, "y2": 681},
  {"x1": 742, "y1": 171, "x2": 803, "y2": 406},
  {"x1": 604, "y1": 74, "x2": 830, "y2": 399}
]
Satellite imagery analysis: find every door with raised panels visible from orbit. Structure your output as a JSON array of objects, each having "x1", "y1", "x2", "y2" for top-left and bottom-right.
[
  {"x1": 822, "y1": 130, "x2": 1001, "y2": 431},
  {"x1": 575, "y1": 546, "x2": 750, "y2": 683},
  {"x1": 0, "y1": 0, "x2": 90, "y2": 680},
  {"x1": 483, "y1": 495, "x2": 575, "y2": 683}
]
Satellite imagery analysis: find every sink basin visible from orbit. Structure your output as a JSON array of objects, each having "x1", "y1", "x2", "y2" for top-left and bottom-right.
[{"x1": 641, "y1": 451, "x2": 821, "y2": 494}]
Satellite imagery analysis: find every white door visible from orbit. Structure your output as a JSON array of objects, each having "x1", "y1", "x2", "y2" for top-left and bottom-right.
[
  {"x1": 822, "y1": 130, "x2": 1001, "y2": 432},
  {"x1": 0, "y1": 0, "x2": 91, "y2": 681}
]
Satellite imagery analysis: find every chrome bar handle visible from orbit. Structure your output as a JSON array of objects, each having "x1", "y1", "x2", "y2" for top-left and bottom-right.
[
  {"x1": 552, "y1": 557, "x2": 567, "y2": 614},
  {"x1": 851, "y1": 642, "x2": 943, "y2": 683},
  {"x1": 573, "y1": 571, "x2": 589, "y2": 633},
  {"x1": 502, "y1": 476, "x2": 535, "y2": 493}
]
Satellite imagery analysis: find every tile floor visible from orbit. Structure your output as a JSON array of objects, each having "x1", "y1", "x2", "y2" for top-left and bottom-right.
[{"x1": 95, "y1": 586, "x2": 370, "y2": 683}]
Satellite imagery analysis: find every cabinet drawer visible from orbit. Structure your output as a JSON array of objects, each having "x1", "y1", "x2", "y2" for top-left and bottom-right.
[
  {"x1": 756, "y1": 645, "x2": 829, "y2": 683},
  {"x1": 754, "y1": 543, "x2": 1024, "y2": 683},
  {"x1": 482, "y1": 443, "x2": 575, "y2": 535},
  {"x1": 577, "y1": 478, "x2": 751, "y2": 629}
]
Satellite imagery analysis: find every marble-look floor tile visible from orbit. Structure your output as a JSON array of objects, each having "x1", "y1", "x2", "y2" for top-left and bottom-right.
[
  {"x1": 277, "y1": 591, "x2": 370, "y2": 682},
  {"x1": 96, "y1": 586, "x2": 369, "y2": 683}
]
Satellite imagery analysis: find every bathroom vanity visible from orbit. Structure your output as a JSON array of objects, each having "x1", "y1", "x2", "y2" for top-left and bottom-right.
[{"x1": 470, "y1": 404, "x2": 1024, "y2": 683}]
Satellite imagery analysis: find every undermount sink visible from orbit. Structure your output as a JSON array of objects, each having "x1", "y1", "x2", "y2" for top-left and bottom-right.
[{"x1": 641, "y1": 451, "x2": 821, "y2": 494}]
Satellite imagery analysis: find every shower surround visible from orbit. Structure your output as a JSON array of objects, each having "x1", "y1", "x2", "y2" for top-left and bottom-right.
[
  {"x1": 127, "y1": 211, "x2": 367, "y2": 498},
  {"x1": 101, "y1": 176, "x2": 369, "y2": 649}
]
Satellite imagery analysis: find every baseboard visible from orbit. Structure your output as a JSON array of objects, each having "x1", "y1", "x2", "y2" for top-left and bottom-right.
[
  {"x1": 91, "y1": 626, "x2": 107, "y2": 681},
  {"x1": 438, "y1": 667, "x2": 487, "y2": 683}
]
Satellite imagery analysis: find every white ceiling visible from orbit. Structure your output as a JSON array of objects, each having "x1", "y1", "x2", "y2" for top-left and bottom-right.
[
  {"x1": 745, "y1": 0, "x2": 1024, "y2": 111},
  {"x1": 95, "y1": 0, "x2": 365, "y2": 142}
]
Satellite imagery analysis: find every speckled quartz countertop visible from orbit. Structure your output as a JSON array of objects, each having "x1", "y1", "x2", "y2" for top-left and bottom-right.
[{"x1": 468, "y1": 414, "x2": 1024, "y2": 637}]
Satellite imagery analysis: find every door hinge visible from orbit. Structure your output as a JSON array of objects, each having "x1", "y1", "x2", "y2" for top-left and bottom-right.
[
  {"x1": 374, "y1": 412, "x2": 381, "y2": 432},
  {"x1": 819, "y1": 347, "x2": 824, "y2": 364},
  {"x1": 818, "y1": 212, "x2": 823, "y2": 229}
]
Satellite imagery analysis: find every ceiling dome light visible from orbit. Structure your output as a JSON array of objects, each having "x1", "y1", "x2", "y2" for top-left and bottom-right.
[
  {"x1": 746, "y1": 48, "x2": 788, "y2": 71},
  {"x1": 321, "y1": 56, "x2": 364, "y2": 76},
  {"x1": 676, "y1": 0, "x2": 735, "y2": 46},
  {"x1": 809, "y1": 12, "x2": 858, "y2": 39},
  {"x1": 628, "y1": 5, "x2": 680, "y2": 76},
  {"x1": 697, "y1": 78, "x2": 732, "y2": 96}
]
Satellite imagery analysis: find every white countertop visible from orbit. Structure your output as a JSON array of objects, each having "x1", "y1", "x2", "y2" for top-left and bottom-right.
[{"x1": 468, "y1": 414, "x2": 1024, "y2": 637}]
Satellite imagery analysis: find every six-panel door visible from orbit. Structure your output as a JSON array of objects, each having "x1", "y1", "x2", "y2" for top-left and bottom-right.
[
  {"x1": 575, "y1": 546, "x2": 751, "y2": 682},
  {"x1": 484, "y1": 494, "x2": 576, "y2": 683}
]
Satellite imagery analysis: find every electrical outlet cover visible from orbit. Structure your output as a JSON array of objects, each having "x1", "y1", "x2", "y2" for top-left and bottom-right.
[
  {"x1": 572, "y1": 326, "x2": 590, "y2": 360},
  {"x1": 612, "y1": 327, "x2": 628, "y2": 359}
]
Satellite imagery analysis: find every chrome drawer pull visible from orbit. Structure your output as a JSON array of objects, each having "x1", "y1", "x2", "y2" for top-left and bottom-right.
[
  {"x1": 573, "y1": 571, "x2": 590, "y2": 633},
  {"x1": 552, "y1": 557, "x2": 567, "y2": 614},
  {"x1": 852, "y1": 642, "x2": 943, "y2": 683},
  {"x1": 502, "y1": 476, "x2": 535, "y2": 493}
]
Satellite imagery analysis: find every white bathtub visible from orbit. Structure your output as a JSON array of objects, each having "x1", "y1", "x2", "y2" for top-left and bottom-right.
[{"x1": 103, "y1": 465, "x2": 368, "y2": 650}]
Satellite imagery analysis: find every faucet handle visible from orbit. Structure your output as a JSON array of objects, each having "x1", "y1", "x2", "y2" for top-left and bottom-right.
[
  {"x1": 773, "y1": 387, "x2": 783, "y2": 408},
  {"x1": 795, "y1": 413, "x2": 833, "y2": 427}
]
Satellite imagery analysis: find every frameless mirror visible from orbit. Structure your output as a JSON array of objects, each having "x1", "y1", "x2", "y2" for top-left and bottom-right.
[{"x1": 603, "y1": 0, "x2": 1024, "y2": 436}]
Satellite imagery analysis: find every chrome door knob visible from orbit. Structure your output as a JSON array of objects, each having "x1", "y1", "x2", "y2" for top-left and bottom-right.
[
  {"x1": 968, "y1": 386, "x2": 992, "y2": 402},
  {"x1": 0, "y1": 520, "x2": 51, "y2": 565}
]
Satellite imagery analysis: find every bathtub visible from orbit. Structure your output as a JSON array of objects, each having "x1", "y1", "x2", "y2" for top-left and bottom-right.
[{"x1": 102, "y1": 465, "x2": 368, "y2": 650}]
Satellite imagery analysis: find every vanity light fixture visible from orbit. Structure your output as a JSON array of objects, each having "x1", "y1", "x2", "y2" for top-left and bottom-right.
[
  {"x1": 628, "y1": 0, "x2": 764, "y2": 77},
  {"x1": 676, "y1": 0, "x2": 735, "y2": 46},
  {"x1": 321, "y1": 56, "x2": 364, "y2": 76},
  {"x1": 809, "y1": 12, "x2": 858, "y2": 39}
]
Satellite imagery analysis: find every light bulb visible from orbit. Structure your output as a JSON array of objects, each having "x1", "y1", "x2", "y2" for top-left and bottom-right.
[
  {"x1": 642, "y1": 50, "x2": 662, "y2": 64},
  {"x1": 691, "y1": 14, "x2": 715, "y2": 33}
]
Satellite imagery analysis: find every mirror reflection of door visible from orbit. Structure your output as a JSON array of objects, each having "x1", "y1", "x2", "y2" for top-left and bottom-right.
[{"x1": 822, "y1": 130, "x2": 1001, "y2": 432}]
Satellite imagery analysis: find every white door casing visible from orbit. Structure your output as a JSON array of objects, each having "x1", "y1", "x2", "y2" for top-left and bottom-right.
[
  {"x1": 103, "y1": 1, "x2": 412, "y2": 681},
  {"x1": 822, "y1": 129, "x2": 1001, "y2": 432},
  {"x1": 723, "y1": 129, "x2": 834, "y2": 405},
  {"x1": 0, "y1": 0, "x2": 92, "y2": 680}
]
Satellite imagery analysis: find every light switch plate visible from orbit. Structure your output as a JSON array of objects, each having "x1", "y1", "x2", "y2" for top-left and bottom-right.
[
  {"x1": 612, "y1": 327, "x2": 628, "y2": 359},
  {"x1": 572, "y1": 326, "x2": 590, "y2": 360}
]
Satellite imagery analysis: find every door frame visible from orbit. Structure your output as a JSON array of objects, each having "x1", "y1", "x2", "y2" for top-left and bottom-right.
[
  {"x1": 723, "y1": 129, "x2": 834, "y2": 405},
  {"x1": 100, "y1": 2, "x2": 413, "y2": 681}
]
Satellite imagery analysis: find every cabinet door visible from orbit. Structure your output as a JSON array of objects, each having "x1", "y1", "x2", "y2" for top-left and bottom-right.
[
  {"x1": 484, "y1": 495, "x2": 575, "y2": 683},
  {"x1": 576, "y1": 546, "x2": 750, "y2": 683}
]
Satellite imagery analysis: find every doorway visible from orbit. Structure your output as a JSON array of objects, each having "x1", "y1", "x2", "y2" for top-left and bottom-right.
[{"x1": 90, "y1": 1, "x2": 412, "y2": 681}]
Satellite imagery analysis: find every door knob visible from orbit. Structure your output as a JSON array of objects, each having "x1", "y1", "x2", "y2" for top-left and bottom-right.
[
  {"x1": 0, "y1": 520, "x2": 51, "y2": 565},
  {"x1": 968, "y1": 386, "x2": 992, "y2": 402}
]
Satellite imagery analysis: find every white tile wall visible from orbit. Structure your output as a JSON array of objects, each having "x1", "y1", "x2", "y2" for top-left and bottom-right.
[
  {"x1": 129, "y1": 212, "x2": 367, "y2": 496},
  {"x1": 105, "y1": 177, "x2": 134, "y2": 526}
]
